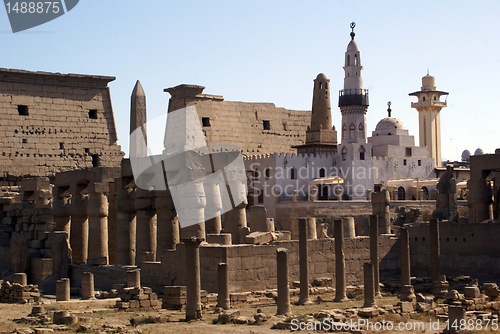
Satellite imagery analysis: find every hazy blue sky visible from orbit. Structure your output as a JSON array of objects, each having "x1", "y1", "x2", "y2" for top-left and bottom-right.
[{"x1": 2, "y1": 0, "x2": 499, "y2": 162}]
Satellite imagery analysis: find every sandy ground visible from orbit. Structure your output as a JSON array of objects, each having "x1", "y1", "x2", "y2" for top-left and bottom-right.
[{"x1": 0, "y1": 291, "x2": 496, "y2": 334}]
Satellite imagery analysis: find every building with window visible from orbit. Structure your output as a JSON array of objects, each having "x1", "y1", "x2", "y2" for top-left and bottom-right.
[
  {"x1": 0, "y1": 68, "x2": 124, "y2": 178},
  {"x1": 243, "y1": 23, "x2": 439, "y2": 219}
]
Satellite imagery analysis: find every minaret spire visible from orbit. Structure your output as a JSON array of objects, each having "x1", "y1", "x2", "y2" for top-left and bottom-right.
[
  {"x1": 409, "y1": 74, "x2": 448, "y2": 166},
  {"x1": 339, "y1": 22, "x2": 368, "y2": 144},
  {"x1": 387, "y1": 101, "x2": 392, "y2": 118}
]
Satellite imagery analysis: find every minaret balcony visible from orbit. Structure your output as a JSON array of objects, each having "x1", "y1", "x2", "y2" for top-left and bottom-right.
[
  {"x1": 411, "y1": 100, "x2": 447, "y2": 109},
  {"x1": 338, "y1": 89, "x2": 369, "y2": 107}
]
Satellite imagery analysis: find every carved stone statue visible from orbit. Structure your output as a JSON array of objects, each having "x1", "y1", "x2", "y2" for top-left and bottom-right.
[
  {"x1": 52, "y1": 232, "x2": 72, "y2": 279},
  {"x1": 39, "y1": 231, "x2": 72, "y2": 295},
  {"x1": 432, "y1": 165, "x2": 458, "y2": 222},
  {"x1": 10, "y1": 232, "x2": 28, "y2": 273}
]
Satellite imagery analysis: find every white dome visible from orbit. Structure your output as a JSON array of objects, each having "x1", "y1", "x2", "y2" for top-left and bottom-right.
[
  {"x1": 474, "y1": 148, "x2": 484, "y2": 155},
  {"x1": 461, "y1": 150, "x2": 471, "y2": 161},
  {"x1": 375, "y1": 117, "x2": 406, "y2": 131},
  {"x1": 347, "y1": 39, "x2": 359, "y2": 52}
]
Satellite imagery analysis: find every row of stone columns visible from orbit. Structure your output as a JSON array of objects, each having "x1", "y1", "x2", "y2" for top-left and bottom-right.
[
  {"x1": 178, "y1": 214, "x2": 442, "y2": 320},
  {"x1": 53, "y1": 180, "x2": 114, "y2": 266},
  {"x1": 179, "y1": 213, "x2": 433, "y2": 319}
]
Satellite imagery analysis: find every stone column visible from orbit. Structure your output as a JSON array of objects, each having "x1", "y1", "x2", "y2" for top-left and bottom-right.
[
  {"x1": 444, "y1": 306, "x2": 466, "y2": 334},
  {"x1": 363, "y1": 262, "x2": 375, "y2": 308},
  {"x1": 69, "y1": 183, "x2": 89, "y2": 263},
  {"x1": 87, "y1": 182, "x2": 109, "y2": 265},
  {"x1": 430, "y1": 219, "x2": 440, "y2": 290},
  {"x1": 184, "y1": 237, "x2": 204, "y2": 320},
  {"x1": 107, "y1": 181, "x2": 117, "y2": 265},
  {"x1": 56, "y1": 278, "x2": 70, "y2": 302},
  {"x1": 115, "y1": 177, "x2": 137, "y2": 266},
  {"x1": 217, "y1": 262, "x2": 230, "y2": 310},
  {"x1": 334, "y1": 219, "x2": 348, "y2": 302},
  {"x1": 204, "y1": 181, "x2": 222, "y2": 235},
  {"x1": 135, "y1": 188, "x2": 157, "y2": 265},
  {"x1": 372, "y1": 190, "x2": 391, "y2": 234},
  {"x1": 292, "y1": 190, "x2": 297, "y2": 202},
  {"x1": 156, "y1": 189, "x2": 179, "y2": 256},
  {"x1": 400, "y1": 227, "x2": 415, "y2": 301},
  {"x1": 127, "y1": 269, "x2": 141, "y2": 288},
  {"x1": 342, "y1": 217, "x2": 355, "y2": 238},
  {"x1": 306, "y1": 217, "x2": 317, "y2": 240},
  {"x1": 369, "y1": 215, "x2": 381, "y2": 298},
  {"x1": 298, "y1": 218, "x2": 312, "y2": 305},
  {"x1": 310, "y1": 187, "x2": 317, "y2": 201},
  {"x1": 177, "y1": 180, "x2": 206, "y2": 241},
  {"x1": 52, "y1": 186, "x2": 71, "y2": 234},
  {"x1": 81, "y1": 272, "x2": 94, "y2": 300},
  {"x1": 276, "y1": 248, "x2": 291, "y2": 315},
  {"x1": 223, "y1": 200, "x2": 247, "y2": 244},
  {"x1": 13, "y1": 273, "x2": 27, "y2": 285}
]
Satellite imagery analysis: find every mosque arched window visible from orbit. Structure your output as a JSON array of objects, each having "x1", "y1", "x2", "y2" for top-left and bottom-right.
[
  {"x1": 341, "y1": 147, "x2": 347, "y2": 161},
  {"x1": 342, "y1": 123, "x2": 347, "y2": 139},
  {"x1": 354, "y1": 54, "x2": 358, "y2": 65},
  {"x1": 319, "y1": 82, "x2": 322, "y2": 89},
  {"x1": 347, "y1": 55, "x2": 350, "y2": 66},
  {"x1": 349, "y1": 123, "x2": 355, "y2": 139},
  {"x1": 358, "y1": 123, "x2": 364, "y2": 139},
  {"x1": 319, "y1": 168, "x2": 326, "y2": 178},
  {"x1": 290, "y1": 167, "x2": 297, "y2": 180}
]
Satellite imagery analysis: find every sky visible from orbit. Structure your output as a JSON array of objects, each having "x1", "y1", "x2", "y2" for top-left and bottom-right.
[{"x1": 1, "y1": 0, "x2": 499, "y2": 162}]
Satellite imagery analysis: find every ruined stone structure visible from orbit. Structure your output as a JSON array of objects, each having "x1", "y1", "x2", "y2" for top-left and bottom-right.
[
  {"x1": 164, "y1": 84, "x2": 310, "y2": 155},
  {"x1": 0, "y1": 69, "x2": 123, "y2": 178}
]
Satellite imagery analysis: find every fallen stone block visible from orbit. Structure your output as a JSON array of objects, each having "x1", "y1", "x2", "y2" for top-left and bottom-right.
[{"x1": 244, "y1": 231, "x2": 274, "y2": 245}]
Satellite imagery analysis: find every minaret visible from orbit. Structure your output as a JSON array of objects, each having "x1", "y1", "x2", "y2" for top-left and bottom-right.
[
  {"x1": 409, "y1": 74, "x2": 448, "y2": 167},
  {"x1": 339, "y1": 22, "x2": 369, "y2": 145},
  {"x1": 311, "y1": 73, "x2": 332, "y2": 131},
  {"x1": 294, "y1": 73, "x2": 337, "y2": 155},
  {"x1": 130, "y1": 80, "x2": 147, "y2": 158}
]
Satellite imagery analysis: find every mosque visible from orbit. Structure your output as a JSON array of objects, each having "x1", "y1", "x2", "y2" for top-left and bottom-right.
[{"x1": 243, "y1": 23, "x2": 450, "y2": 217}]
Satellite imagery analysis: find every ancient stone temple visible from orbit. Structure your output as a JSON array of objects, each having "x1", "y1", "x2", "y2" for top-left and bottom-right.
[{"x1": 0, "y1": 68, "x2": 124, "y2": 178}]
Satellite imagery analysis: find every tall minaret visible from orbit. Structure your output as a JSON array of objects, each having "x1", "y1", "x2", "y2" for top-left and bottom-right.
[
  {"x1": 409, "y1": 74, "x2": 448, "y2": 167},
  {"x1": 311, "y1": 73, "x2": 332, "y2": 131},
  {"x1": 295, "y1": 73, "x2": 337, "y2": 155},
  {"x1": 339, "y1": 22, "x2": 369, "y2": 145}
]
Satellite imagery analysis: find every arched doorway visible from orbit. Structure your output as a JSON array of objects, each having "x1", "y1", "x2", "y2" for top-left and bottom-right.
[
  {"x1": 398, "y1": 186, "x2": 406, "y2": 200},
  {"x1": 422, "y1": 186, "x2": 429, "y2": 200}
]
